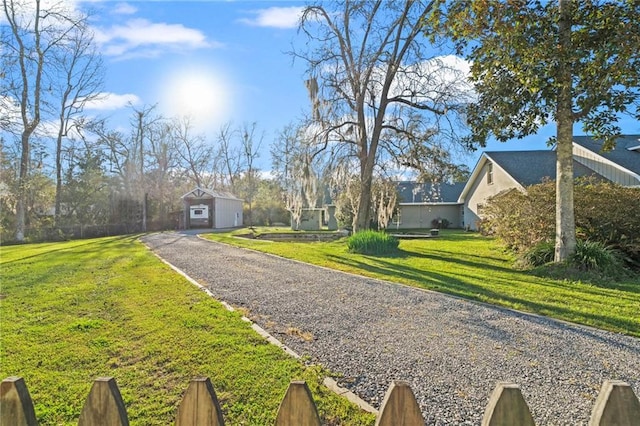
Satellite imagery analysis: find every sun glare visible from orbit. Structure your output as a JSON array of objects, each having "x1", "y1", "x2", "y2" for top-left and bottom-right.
[{"x1": 160, "y1": 67, "x2": 232, "y2": 130}]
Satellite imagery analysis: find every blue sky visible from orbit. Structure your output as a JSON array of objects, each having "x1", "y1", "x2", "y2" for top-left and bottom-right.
[
  {"x1": 81, "y1": 1, "x2": 311, "y2": 170},
  {"x1": 40, "y1": 1, "x2": 640, "y2": 172}
]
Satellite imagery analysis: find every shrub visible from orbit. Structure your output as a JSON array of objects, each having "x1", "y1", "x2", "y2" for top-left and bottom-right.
[
  {"x1": 347, "y1": 230, "x2": 399, "y2": 255},
  {"x1": 570, "y1": 240, "x2": 624, "y2": 275},
  {"x1": 479, "y1": 182, "x2": 555, "y2": 251},
  {"x1": 574, "y1": 180, "x2": 640, "y2": 269},
  {"x1": 431, "y1": 218, "x2": 450, "y2": 229},
  {"x1": 480, "y1": 179, "x2": 640, "y2": 269},
  {"x1": 520, "y1": 241, "x2": 555, "y2": 268}
]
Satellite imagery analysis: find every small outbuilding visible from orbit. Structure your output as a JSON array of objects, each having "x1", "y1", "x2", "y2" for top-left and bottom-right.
[{"x1": 181, "y1": 187, "x2": 243, "y2": 229}]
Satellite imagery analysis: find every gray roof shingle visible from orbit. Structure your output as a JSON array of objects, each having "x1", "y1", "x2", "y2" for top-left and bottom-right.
[
  {"x1": 397, "y1": 181, "x2": 466, "y2": 203},
  {"x1": 485, "y1": 151, "x2": 603, "y2": 186}
]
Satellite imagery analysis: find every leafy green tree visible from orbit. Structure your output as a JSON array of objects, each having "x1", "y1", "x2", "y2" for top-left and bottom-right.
[
  {"x1": 438, "y1": 0, "x2": 640, "y2": 261},
  {"x1": 61, "y1": 150, "x2": 111, "y2": 228},
  {"x1": 242, "y1": 178, "x2": 290, "y2": 226}
]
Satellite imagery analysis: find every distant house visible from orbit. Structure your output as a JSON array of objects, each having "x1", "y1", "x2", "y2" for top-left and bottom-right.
[
  {"x1": 392, "y1": 181, "x2": 466, "y2": 229},
  {"x1": 181, "y1": 187, "x2": 243, "y2": 230},
  {"x1": 458, "y1": 135, "x2": 640, "y2": 230}
]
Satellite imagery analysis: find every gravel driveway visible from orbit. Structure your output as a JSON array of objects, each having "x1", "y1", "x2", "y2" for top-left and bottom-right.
[{"x1": 141, "y1": 232, "x2": 640, "y2": 425}]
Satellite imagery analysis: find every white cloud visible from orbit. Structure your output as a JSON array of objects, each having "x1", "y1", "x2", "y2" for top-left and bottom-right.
[
  {"x1": 83, "y1": 92, "x2": 140, "y2": 110},
  {"x1": 112, "y1": 2, "x2": 137, "y2": 15},
  {"x1": 94, "y1": 18, "x2": 221, "y2": 59},
  {"x1": 239, "y1": 6, "x2": 304, "y2": 29}
]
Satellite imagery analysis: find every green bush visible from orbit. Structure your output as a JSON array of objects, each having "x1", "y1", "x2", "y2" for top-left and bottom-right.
[
  {"x1": 478, "y1": 181, "x2": 555, "y2": 251},
  {"x1": 431, "y1": 218, "x2": 450, "y2": 229},
  {"x1": 480, "y1": 179, "x2": 640, "y2": 269},
  {"x1": 570, "y1": 240, "x2": 624, "y2": 275},
  {"x1": 574, "y1": 180, "x2": 640, "y2": 269},
  {"x1": 520, "y1": 241, "x2": 555, "y2": 267},
  {"x1": 347, "y1": 230, "x2": 399, "y2": 255}
]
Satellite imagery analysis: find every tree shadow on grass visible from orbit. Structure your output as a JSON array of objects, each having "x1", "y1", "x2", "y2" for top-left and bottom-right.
[
  {"x1": 324, "y1": 253, "x2": 640, "y2": 338},
  {"x1": 0, "y1": 234, "x2": 139, "y2": 266},
  {"x1": 526, "y1": 263, "x2": 640, "y2": 294}
]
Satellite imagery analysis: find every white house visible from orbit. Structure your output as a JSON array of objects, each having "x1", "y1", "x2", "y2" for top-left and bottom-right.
[{"x1": 458, "y1": 135, "x2": 640, "y2": 230}]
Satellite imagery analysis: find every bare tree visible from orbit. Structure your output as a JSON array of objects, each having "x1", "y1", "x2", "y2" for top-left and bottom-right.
[
  {"x1": 171, "y1": 116, "x2": 214, "y2": 189},
  {"x1": 295, "y1": 0, "x2": 472, "y2": 231},
  {"x1": 372, "y1": 178, "x2": 398, "y2": 229},
  {"x1": 239, "y1": 122, "x2": 262, "y2": 226},
  {"x1": 271, "y1": 124, "x2": 316, "y2": 230},
  {"x1": 215, "y1": 122, "x2": 241, "y2": 191},
  {"x1": 131, "y1": 105, "x2": 164, "y2": 232},
  {"x1": 51, "y1": 18, "x2": 104, "y2": 225},
  {"x1": 2, "y1": 0, "x2": 98, "y2": 241},
  {"x1": 146, "y1": 120, "x2": 180, "y2": 228}
]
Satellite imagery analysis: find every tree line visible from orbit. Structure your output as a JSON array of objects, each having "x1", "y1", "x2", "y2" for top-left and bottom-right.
[{"x1": 2, "y1": 0, "x2": 639, "y2": 263}]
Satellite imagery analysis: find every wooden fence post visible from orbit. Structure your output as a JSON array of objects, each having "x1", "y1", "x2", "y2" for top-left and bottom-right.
[
  {"x1": 375, "y1": 381, "x2": 423, "y2": 426},
  {"x1": 78, "y1": 377, "x2": 129, "y2": 426},
  {"x1": 482, "y1": 382, "x2": 535, "y2": 426},
  {"x1": 175, "y1": 377, "x2": 225, "y2": 426},
  {"x1": 589, "y1": 380, "x2": 640, "y2": 426},
  {"x1": 275, "y1": 381, "x2": 321, "y2": 426},
  {"x1": 0, "y1": 377, "x2": 38, "y2": 426}
]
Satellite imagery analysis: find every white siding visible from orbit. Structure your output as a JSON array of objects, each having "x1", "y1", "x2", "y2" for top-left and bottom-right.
[
  {"x1": 573, "y1": 145, "x2": 640, "y2": 186},
  {"x1": 214, "y1": 198, "x2": 243, "y2": 229},
  {"x1": 394, "y1": 204, "x2": 462, "y2": 229},
  {"x1": 464, "y1": 161, "x2": 522, "y2": 230}
]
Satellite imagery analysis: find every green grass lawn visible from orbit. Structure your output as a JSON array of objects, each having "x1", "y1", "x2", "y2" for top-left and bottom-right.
[
  {"x1": 204, "y1": 228, "x2": 640, "y2": 337},
  {"x1": 0, "y1": 236, "x2": 375, "y2": 425}
]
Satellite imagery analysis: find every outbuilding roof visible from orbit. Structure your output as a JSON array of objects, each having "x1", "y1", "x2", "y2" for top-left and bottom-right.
[{"x1": 181, "y1": 187, "x2": 242, "y2": 201}]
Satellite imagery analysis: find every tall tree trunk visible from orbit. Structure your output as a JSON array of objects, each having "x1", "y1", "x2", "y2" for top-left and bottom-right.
[
  {"x1": 555, "y1": 0, "x2": 576, "y2": 262},
  {"x1": 54, "y1": 124, "x2": 64, "y2": 226},
  {"x1": 354, "y1": 154, "x2": 374, "y2": 232},
  {"x1": 137, "y1": 112, "x2": 147, "y2": 232},
  {"x1": 15, "y1": 134, "x2": 30, "y2": 241}
]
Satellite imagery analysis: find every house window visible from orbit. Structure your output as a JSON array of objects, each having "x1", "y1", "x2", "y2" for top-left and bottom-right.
[
  {"x1": 487, "y1": 162, "x2": 494, "y2": 185},
  {"x1": 194, "y1": 209, "x2": 203, "y2": 215}
]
